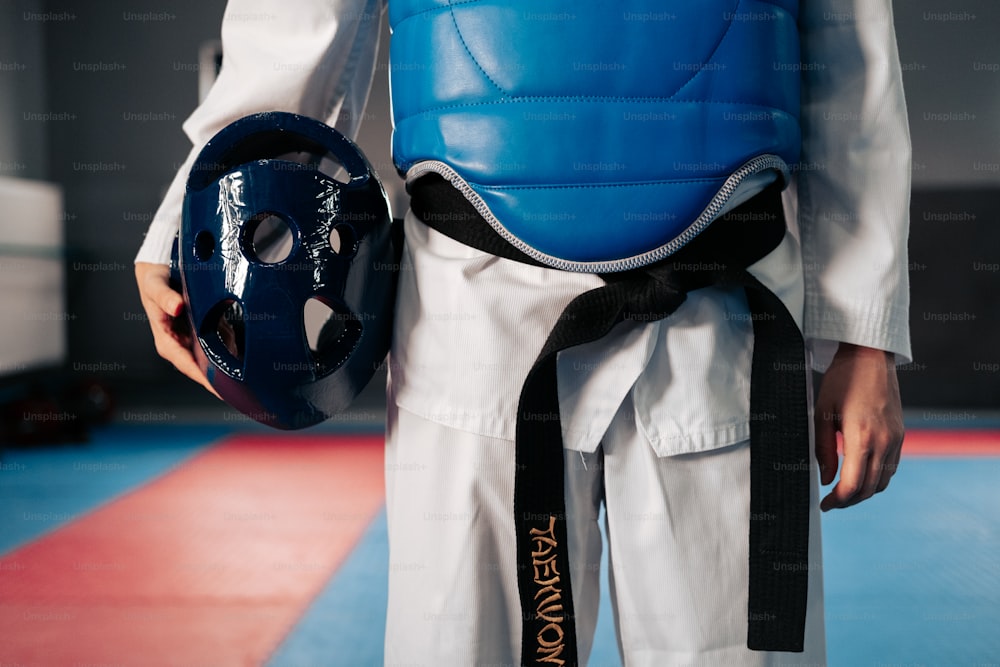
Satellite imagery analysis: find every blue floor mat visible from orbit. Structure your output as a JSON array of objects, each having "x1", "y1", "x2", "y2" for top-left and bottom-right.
[
  {"x1": 823, "y1": 457, "x2": 1000, "y2": 666},
  {"x1": 0, "y1": 424, "x2": 228, "y2": 553}
]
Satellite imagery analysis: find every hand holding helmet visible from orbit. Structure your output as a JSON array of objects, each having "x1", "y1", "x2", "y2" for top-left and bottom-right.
[{"x1": 160, "y1": 112, "x2": 397, "y2": 429}]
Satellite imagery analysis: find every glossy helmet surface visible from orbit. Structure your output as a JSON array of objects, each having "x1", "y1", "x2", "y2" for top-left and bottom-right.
[{"x1": 178, "y1": 112, "x2": 396, "y2": 429}]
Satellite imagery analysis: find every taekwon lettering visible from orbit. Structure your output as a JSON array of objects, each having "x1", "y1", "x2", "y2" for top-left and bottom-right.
[{"x1": 530, "y1": 515, "x2": 565, "y2": 664}]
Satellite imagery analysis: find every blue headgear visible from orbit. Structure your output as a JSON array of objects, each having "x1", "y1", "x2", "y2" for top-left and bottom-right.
[{"x1": 177, "y1": 112, "x2": 396, "y2": 429}]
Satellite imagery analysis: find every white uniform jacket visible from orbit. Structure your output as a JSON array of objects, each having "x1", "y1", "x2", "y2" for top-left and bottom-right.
[{"x1": 136, "y1": 0, "x2": 913, "y2": 456}]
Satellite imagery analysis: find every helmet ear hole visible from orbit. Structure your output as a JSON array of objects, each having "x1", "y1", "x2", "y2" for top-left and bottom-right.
[
  {"x1": 329, "y1": 224, "x2": 358, "y2": 257},
  {"x1": 273, "y1": 149, "x2": 352, "y2": 184},
  {"x1": 202, "y1": 299, "x2": 246, "y2": 366},
  {"x1": 317, "y1": 153, "x2": 350, "y2": 184},
  {"x1": 194, "y1": 230, "x2": 215, "y2": 261},
  {"x1": 246, "y1": 213, "x2": 295, "y2": 264}
]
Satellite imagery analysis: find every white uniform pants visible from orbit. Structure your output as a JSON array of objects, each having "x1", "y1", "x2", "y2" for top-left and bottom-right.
[
  {"x1": 383, "y1": 215, "x2": 826, "y2": 666},
  {"x1": 383, "y1": 384, "x2": 826, "y2": 667}
]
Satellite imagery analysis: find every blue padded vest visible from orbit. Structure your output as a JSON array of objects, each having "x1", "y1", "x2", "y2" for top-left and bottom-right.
[{"x1": 390, "y1": 0, "x2": 801, "y2": 271}]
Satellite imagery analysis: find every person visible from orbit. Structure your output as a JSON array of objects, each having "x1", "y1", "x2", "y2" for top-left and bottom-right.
[{"x1": 135, "y1": 0, "x2": 911, "y2": 664}]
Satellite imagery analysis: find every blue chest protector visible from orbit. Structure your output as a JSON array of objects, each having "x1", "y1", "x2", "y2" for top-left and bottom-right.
[{"x1": 389, "y1": 0, "x2": 801, "y2": 270}]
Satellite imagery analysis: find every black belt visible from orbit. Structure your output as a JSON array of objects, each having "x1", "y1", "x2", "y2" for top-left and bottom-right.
[{"x1": 411, "y1": 174, "x2": 810, "y2": 664}]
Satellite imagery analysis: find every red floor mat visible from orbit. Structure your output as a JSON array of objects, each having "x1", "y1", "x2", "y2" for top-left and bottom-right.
[
  {"x1": 0, "y1": 434, "x2": 384, "y2": 666},
  {"x1": 902, "y1": 429, "x2": 1000, "y2": 455}
]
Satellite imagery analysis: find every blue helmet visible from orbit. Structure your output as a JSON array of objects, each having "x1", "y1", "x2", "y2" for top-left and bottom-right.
[{"x1": 177, "y1": 112, "x2": 396, "y2": 429}]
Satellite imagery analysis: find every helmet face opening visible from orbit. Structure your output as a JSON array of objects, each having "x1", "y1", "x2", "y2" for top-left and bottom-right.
[{"x1": 179, "y1": 112, "x2": 397, "y2": 430}]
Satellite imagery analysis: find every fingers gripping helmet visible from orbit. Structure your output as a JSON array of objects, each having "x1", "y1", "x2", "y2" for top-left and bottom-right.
[{"x1": 178, "y1": 112, "x2": 396, "y2": 429}]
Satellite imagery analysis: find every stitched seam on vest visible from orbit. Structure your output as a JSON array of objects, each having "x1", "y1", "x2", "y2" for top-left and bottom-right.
[
  {"x1": 394, "y1": 0, "x2": 790, "y2": 24},
  {"x1": 392, "y1": 0, "x2": 485, "y2": 26},
  {"x1": 393, "y1": 99, "x2": 793, "y2": 125},
  {"x1": 664, "y1": 0, "x2": 743, "y2": 99},
  {"x1": 406, "y1": 156, "x2": 786, "y2": 271},
  {"x1": 394, "y1": 1, "x2": 789, "y2": 109},
  {"x1": 447, "y1": 0, "x2": 509, "y2": 96}
]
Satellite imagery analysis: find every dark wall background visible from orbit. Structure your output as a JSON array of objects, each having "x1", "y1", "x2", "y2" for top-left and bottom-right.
[
  {"x1": 42, "y1": 1, "x2": 229, "y2": 387},
  {"x1": 0, "y1": 0, "x2": 48, "y2": 180},
  {"x1": 889, "y1": 0, "x2": 1000, "y2": 409},
  {"x1": 0, "y1": 0, "x2": 997, "y2": 414}
]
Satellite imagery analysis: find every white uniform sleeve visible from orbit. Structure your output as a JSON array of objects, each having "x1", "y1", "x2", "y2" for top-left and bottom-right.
[
  {"x1": 135, "y1": 0, "x2": 385, "y2": 265},
  {"x1": 791, "y1": 0, "x2": 913, "y2": 369}
]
